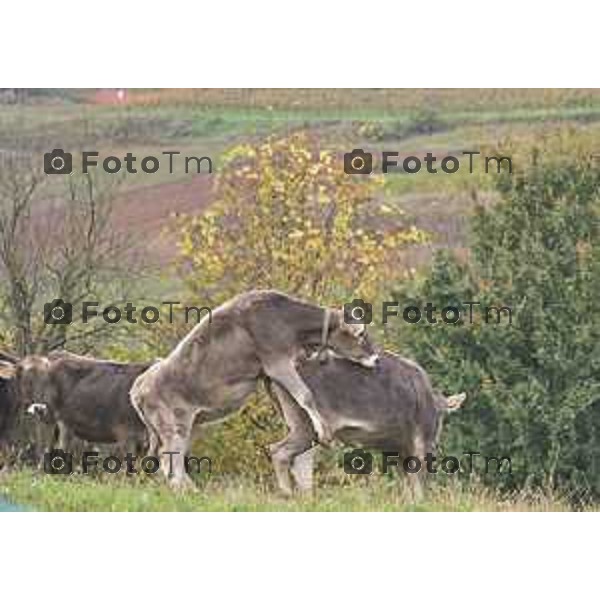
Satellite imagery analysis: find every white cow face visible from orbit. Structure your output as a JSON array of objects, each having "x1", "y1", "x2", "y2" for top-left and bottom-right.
[{"x1": 0, "y1": 356, "x2": 54, "y2": 409}]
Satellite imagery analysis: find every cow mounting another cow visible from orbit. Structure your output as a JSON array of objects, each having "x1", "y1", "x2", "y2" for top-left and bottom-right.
[{"x1": 130, "y1": 290, "x2": 379, "y2": 489}]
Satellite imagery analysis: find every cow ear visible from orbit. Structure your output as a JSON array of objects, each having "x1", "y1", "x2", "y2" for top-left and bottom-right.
[
  {"x1": 0, "y1": 360, "x2": 17, "y2": 379},
  {"x1": 446, "y1": 392, "x2": 466, "y2": 412}
]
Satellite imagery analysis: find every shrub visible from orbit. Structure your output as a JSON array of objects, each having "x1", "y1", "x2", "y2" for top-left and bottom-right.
[{"x1": 387, "y1": 156, "x2": 600, "y2": 494}]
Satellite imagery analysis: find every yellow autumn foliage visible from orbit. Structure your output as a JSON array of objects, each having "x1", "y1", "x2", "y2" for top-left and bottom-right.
[
  {"x1": 179, "y1": 133, "x2": 424, "y2": 307},
  {"x1": 175, "y1": 133, "x2": 425, "y2": 477}
]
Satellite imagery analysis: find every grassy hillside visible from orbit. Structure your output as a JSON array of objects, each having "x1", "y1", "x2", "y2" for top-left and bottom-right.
[
  {"x1": 2, "y1": 91, "x2": 598, "y2": 511},
  {"x1": 3, "y1": 89, "x2": 599, "y2": 274},
  {"x1": 0, "y1": 469, "x2": 588, "y2": 512}
]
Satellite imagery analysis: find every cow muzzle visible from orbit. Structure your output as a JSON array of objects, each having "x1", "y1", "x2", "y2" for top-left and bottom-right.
[
  {"x1": 26, "y1": 403, "x2": 49, "y2": 418},
  {"x1": 357, "y1": 354, "x2": 379, "y2": 368}
]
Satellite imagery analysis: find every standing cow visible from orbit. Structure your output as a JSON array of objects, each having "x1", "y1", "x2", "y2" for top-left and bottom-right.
[
  {"x1": 0, "y1": 370, "x2": 17, "y2": 454},
  {"x1": 130, "y1": 290, "x2": 379, "y2": 489},
  {"x1": 0, "y1": 352, "x2": 156, "y2": 457},
  {"x1": 0, "y1": 351, "x2": 19, "y2": 459},
  {"x1": 1, "y1": 352, "x2": 57, "y2": 466},
  {"x1": 266, "y1": 349, "x2": 466, "y2": 497}
]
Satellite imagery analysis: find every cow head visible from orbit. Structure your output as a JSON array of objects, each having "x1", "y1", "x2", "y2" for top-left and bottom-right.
[
  {"x1": 26, "y1": 402, "x2": 50, "y2": 418},
  {"x1": 326, "y1": 313, "x2": 379, "y2": 368},
  {"x1": 0, "y1": 356, "x2": 55, "y2": 411}
]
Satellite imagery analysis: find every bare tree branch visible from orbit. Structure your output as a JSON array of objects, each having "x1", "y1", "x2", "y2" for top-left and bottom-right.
[{"x1": 0, "y1": 152, "x2": 138, "y2": 356}]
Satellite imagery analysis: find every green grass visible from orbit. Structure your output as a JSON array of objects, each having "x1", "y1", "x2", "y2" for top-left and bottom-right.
[
  {"x1": 4, "y1": 91, "x2": 599, "y2": 325},
  {"x1": 5, "y1": 94, "x2": 600, "y2": 149},
  {"x1": 3, "y1": 95, "x2": 599, "y2": 199},
  {"x1": 0, "y1": 469, "x2": 588, "y2": 512},
  {"x1": 114, "y1": 88, "x2": 600, "y2": 121}
]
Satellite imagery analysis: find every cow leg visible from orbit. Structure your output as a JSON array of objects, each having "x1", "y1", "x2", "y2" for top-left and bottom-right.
[
  {"x1": 269, "y1": 434, "x2": 314, "y2": 496},
  {"x1": 34, "y1": 420, "x2": 61, "y2": 469},
  {"x1": 163, "y1": 406, "x2": 197, "y2": 491},
  {"x1": 290, "y1": 447, "x2": 317, "y2": 493},
  {"x1": 111, "y1": 425, "x2": 148, "y2": 467},
  {"x1": 146, "y1": 430, "x2": 159, "y2": 457},
  {"x1": 35, "y1": 420, "x2": 48, "y2": 469},
  {"x1": 267, "y1": 381, "x2": 316, "y2": 495},
  {"x1": 403, "y1": 432, "x2": 426, "y2": 503},
  {"x1": 157, "y1": 408, "x2": 195, "y2": 490},
  {"x1": 392, "y1": 459, "x2": 423, "y2": 503},
  {"x1": 263, "y1": 360, "x2": 332, "y2": 445},
  {"x1": 57, "y1": 421, "x2": 71, "y2": 451},
  {"x1": 57, "y1": 422, "x2": 83, "y2": 469},
  {"x1": 403, "y1": 469, "x2": 424, "y2": 503},
  {"x1": 154, "y1": 407, "x2": 195, "y2": 490},
  {"x1": 130, "y1": 388, "x2": 164, "y2": 460},
  {"x1": 131, "y1": 389, "x2": 196, "y2": 491}
]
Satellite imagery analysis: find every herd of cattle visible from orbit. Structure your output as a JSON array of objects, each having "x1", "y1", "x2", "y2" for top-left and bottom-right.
[{"x1": 0, "y1": 290, "x2": 465, "y2": 496}]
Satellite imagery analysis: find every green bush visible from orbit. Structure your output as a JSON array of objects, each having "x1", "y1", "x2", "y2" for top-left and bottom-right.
[{"x1": 387, "y1": 158, "x2": 600, "y2": 495}]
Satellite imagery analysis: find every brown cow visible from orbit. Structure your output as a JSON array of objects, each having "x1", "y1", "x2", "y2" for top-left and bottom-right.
[
  {"x1": 130, "y1": 290, "x2": 379, "y2": 489},
  {"x1": 0, "y1": 352, "x2": 156, "y2": 456},
  {"x1": 266, "y1": 349, "x2": 466, "y2": 497}
]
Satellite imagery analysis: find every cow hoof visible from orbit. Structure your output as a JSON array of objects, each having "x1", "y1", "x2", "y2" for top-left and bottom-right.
[
  {"x1": 312, "y1": 420, "x2": 334, "y2": 447},
  {"x1": 317, "y1": 429, "x2": 335, "y2": 448},
  {"x1": 274, "y1": 486, "x2": 295, "y2": 498},
  {"x1": 169, "y1": 478, "x2": 197, "y2": 493}
]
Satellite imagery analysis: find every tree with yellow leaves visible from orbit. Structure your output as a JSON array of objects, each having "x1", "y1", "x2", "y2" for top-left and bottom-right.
[
  {"x1": 174, "y1": 133, "x2": 424, "y2": 476},
  {"x1": 178, "y1": 133, "x2": 424, "y2": 308}
]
